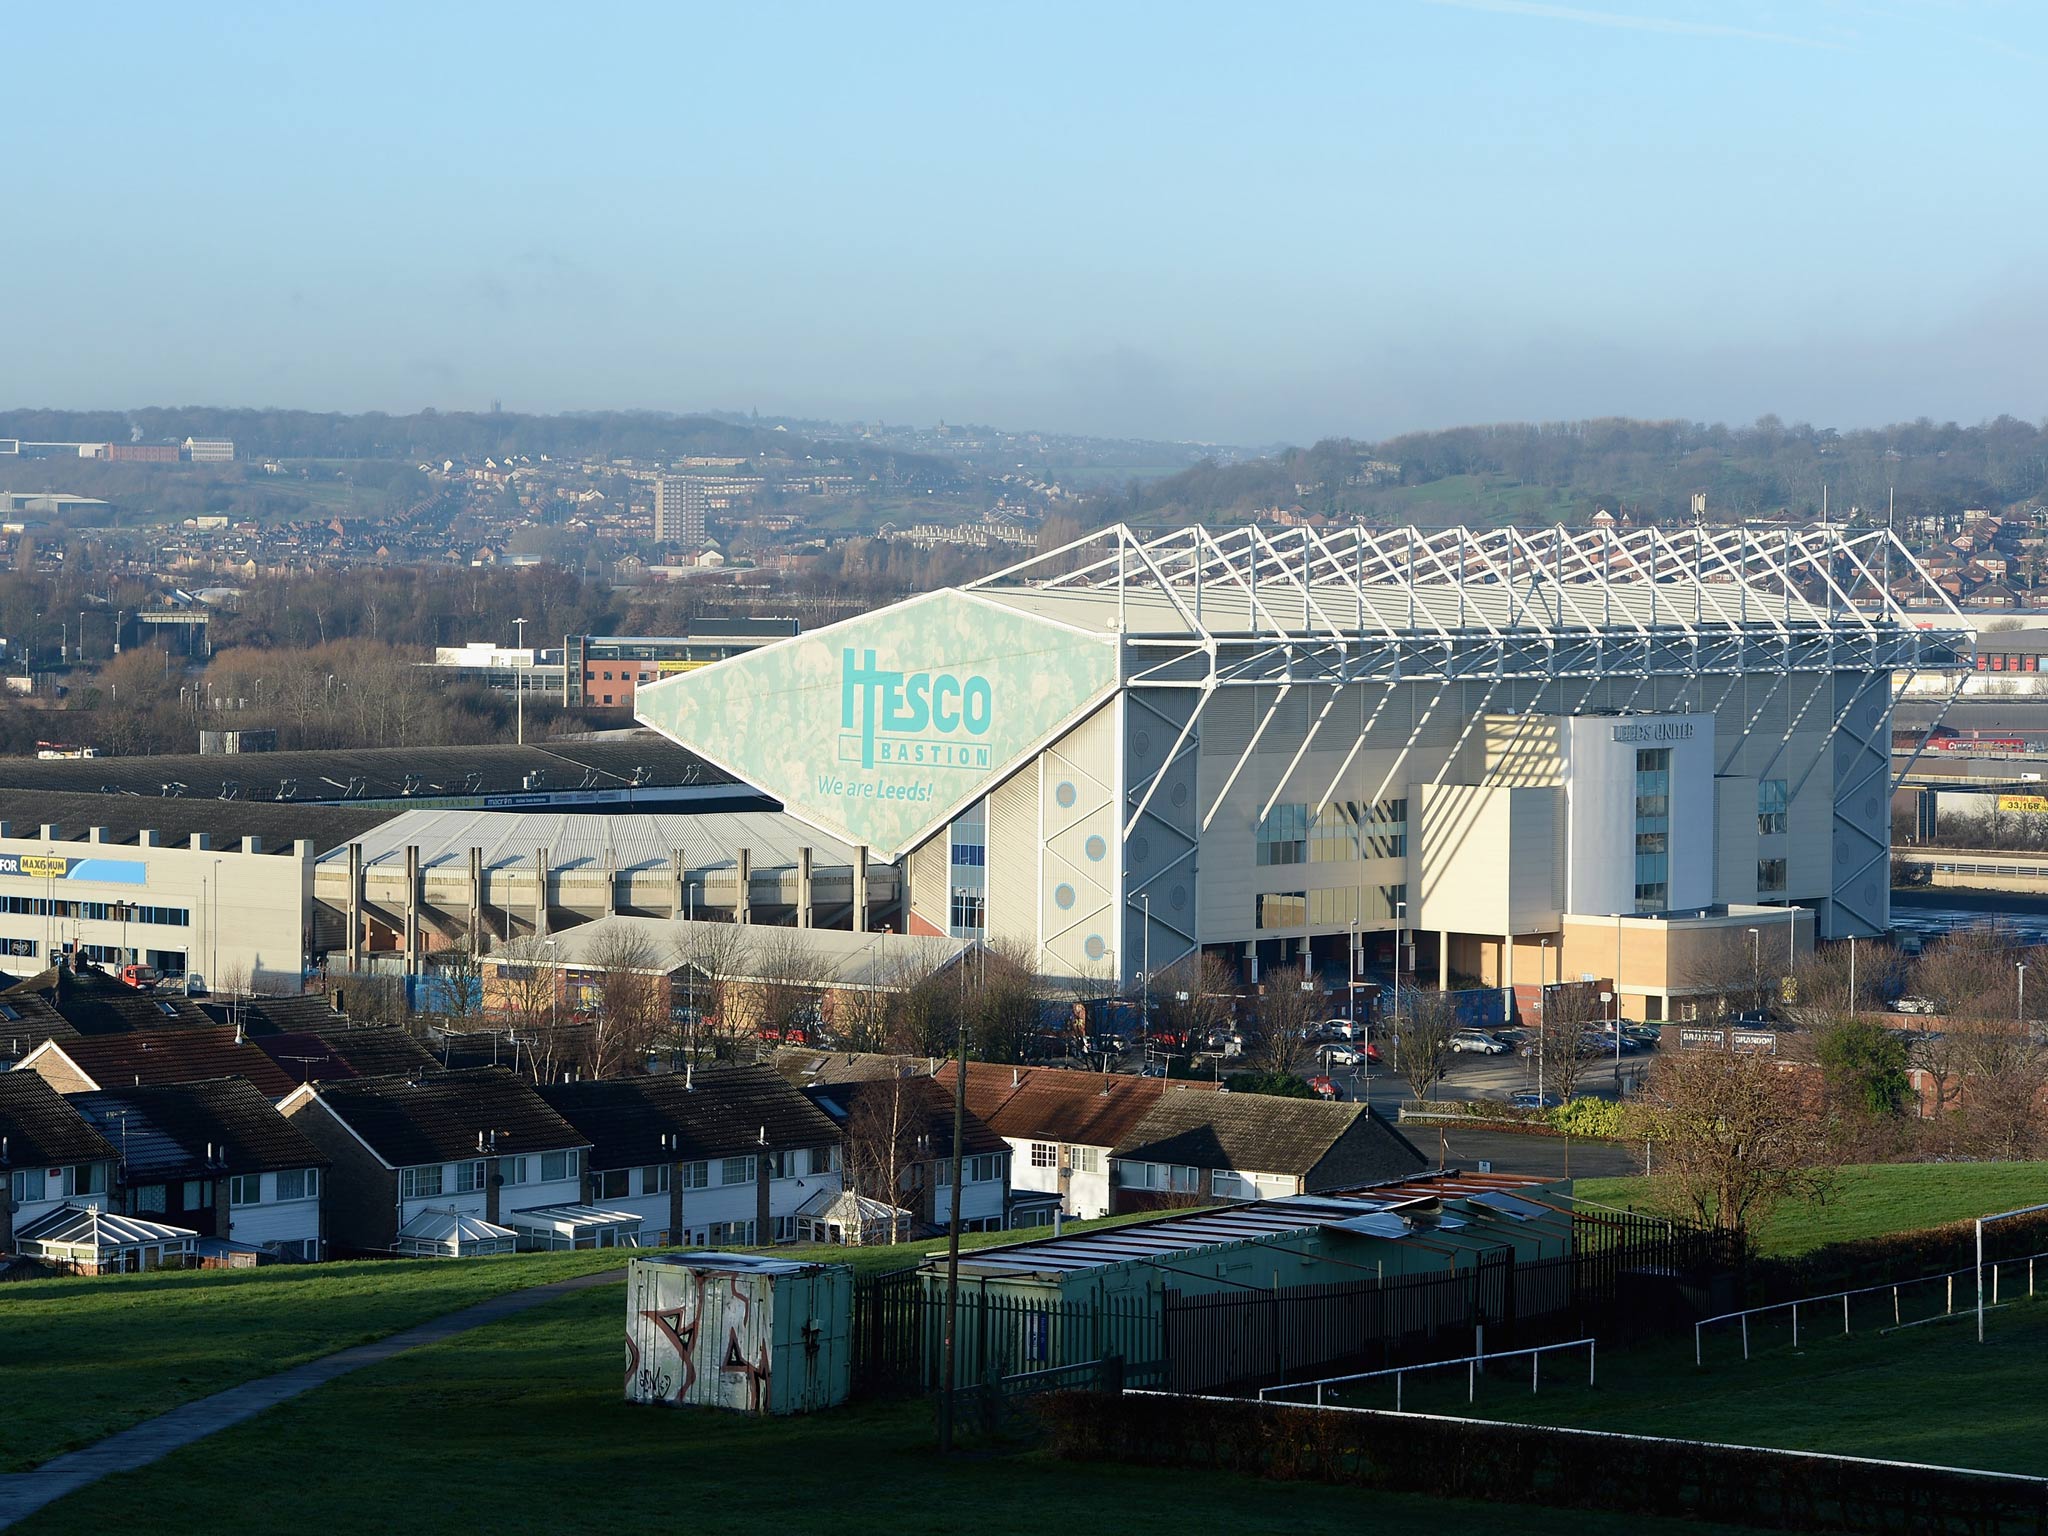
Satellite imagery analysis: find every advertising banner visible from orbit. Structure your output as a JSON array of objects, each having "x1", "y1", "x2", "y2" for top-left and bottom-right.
[
  {"x1": 634, "y1": 590, "x2": 1119, "y2": 859},
  {"x1": 0, "y1": 853, "x2": 146, "y2": 884}
]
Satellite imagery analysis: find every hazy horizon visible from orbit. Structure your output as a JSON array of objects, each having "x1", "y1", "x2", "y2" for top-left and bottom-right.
[{"x1": 13, "y1": 1, "x2": 2047, "y2": 445}]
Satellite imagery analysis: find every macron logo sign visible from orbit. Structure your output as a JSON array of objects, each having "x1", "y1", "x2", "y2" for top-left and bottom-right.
[{"x1": 839, "y1": 648, "x2": 994, "y2": 770}]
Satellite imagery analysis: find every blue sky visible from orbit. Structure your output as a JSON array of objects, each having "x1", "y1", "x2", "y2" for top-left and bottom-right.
[{"x1": 10, "y1": 1, "x2": 2045, "y2": 443}]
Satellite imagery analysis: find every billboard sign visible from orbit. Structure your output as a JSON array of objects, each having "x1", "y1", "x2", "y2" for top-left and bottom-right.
[
  {"x1": 1678, "y1": 1027, "x2": 1725, "y2": 1050},
  {"x1": 0, "y1": 853, "x2": 146, "y2": 884},
  {"x1": 1997, "y1": 794, "x2": 2048, "y2": 814},
  {"x1": 635, "y1": 590, "x2": 1119, "y2": 859}
]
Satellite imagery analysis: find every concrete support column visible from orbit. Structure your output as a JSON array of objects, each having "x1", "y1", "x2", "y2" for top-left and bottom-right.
[
  {"x1": 604, "y1": 847, "x2": 618, "y2": 918},
  {"x1": 671, "y1": 847, "x2": 687, "y2": 920},
  {"x1": 535, "y1": 848, "x2": 551, "y2": 938},
  {"x1": 1501, "y1": 933, "x2": 1515, "y2": 1025},
  {"x1": 346, "y1": 843, "x2": 364, "y2": 969},
  {"x1": 1438, "y1": 932, "x2": 1450, "y2": 991},
  {"x1": 853, "y1": 846, "x2": 869, "y2": 934},
  {"x1": 797, "y1": 847, "x2": 814, "y2": 930},
  {"x1": 735, "y1": 847, "x2": 752, "y2": 925},
  {"x1": 468, "y1": 847, "x2": 484, "y2": 949},
  {"x1": 404, "y1": 845, "x2": 421, "y2": 975}
]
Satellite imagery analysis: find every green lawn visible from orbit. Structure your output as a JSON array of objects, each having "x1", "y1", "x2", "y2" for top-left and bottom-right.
[
  {"x1": 16, "y1": 1281, "x2": 1759, "y2": 1536},
  {"x1": 1314, "y1": 1293, "x2": 2048, "y2": 1477},
  {"x1": 1579, "y1": 1161, "x2": 2048, "y2": 1257},
  {"x1": 0, "y1": 1217, "x2": 1144, "y2": 1471}
]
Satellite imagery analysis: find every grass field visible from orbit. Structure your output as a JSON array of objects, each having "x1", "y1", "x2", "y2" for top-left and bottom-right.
[
  {"x1": 1578, "y1": 1161, "x2": 2048, "y2": 1257},
  {"x1": 1309, "y1": 1293, "x2": 2048, "y2": 1477},
  {"x1": 0, "y1": 1219, "x2": 1144, "y2": 1471},
  {"x1": 15, "y1": 1281, "x2": 1759, "y2": 1536}
]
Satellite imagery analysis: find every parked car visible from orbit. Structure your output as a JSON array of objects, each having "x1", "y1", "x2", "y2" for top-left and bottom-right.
[
  {"x1": 1450, "y1": 1030, "x2": 1510, "y2": 1055},
  {"x1": 1317, "y1": 1043, "x2": 1362, "y2": 1067},
  {"x1": 117, "y1": 963, "x2": 160, "y2": 991},
  {"x1": 1308, "y1": 1074, "x2": 1341, "y2": 1101},
  {"x1": 1509, "y1": 1091, "x2": 1562, "y2": 1110},
  {"x1": 1891, "y1": 996, "x2": 1939, "y2": 1015}
]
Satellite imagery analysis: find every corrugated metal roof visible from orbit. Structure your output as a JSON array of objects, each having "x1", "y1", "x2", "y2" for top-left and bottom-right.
[
  {"x1": 319, "y1": 808, "x2": 869, "y2": 875},
  {"x1": 395, "y1": 1206, "x2": 518, "y2": 1245},
  {"x1": 502, "y1": 1202, "x2": 644, "y2": 1232}
]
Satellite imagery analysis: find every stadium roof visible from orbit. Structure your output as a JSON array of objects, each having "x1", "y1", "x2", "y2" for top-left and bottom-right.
[
  {"x1": 967, "y1": 523, "x2": 1973, "y2": 682},
  {"x1": 316, "y1": 809, "x2": 875, "y2": 876},
  {"x1": 0, "y1": 740, "x2": 747, "y2": 807}
]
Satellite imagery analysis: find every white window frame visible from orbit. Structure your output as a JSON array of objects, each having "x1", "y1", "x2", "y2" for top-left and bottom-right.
[
  {"x1": 1029, "y1": 1142, "x2": 1057, "y2": 1169},
  {"x1": 720, "y1": 1155, "x2": 756, "y2": 1187},
  {"x1": 680, "y1": 1160, "x2": 708, "y2": 1190},
  {"x1": 401, "y1": 1165, "x2": 444, "y2": 1200}
]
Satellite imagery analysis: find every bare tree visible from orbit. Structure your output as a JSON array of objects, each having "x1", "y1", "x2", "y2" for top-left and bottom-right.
[
  {"x1": 1243, "y1": 964, "x2": 1319, "y2": 1075},
  {"x1": 1947, "y1": 1014, "x2": 2048, "y2": 1160},
  {"x1": 432, "y1": 938, "x2": 485, "y2": 1022},
  {"x1": 1636, "y1": 1047, "x2": 1835, "y2": 1238},
  {"x1": 583, "y1": 926, "x2": 664, "y2": 1080},
  {"x1": 494, "y1": 934, "x2": 567, "y2": 1082},
  {"x1": 1392, "y1": 989, "x2": 1458, "y2": 1102},
  {"x1": 840, "y1": 1066, "x2": 923, "y2": 1245},
  {"x1": 748, "y1": 928, "x2": 830, "y2": 1046},
  {"x1": 674, "y1": 920, "x2": 751, "y2": 1063},
  {"x1": 967, "y1": 940, "x2": 1041, "y2": 1063},
  {"x1": 1153, "y1": 952, "x2": 1238, "y2": 1055},
  {"x1": 1532, "y1": 981, "x2": 1606, "y2": 1102},
  {"x1": 889, "y1": 966, "x2": 963, "y2": 1059}
]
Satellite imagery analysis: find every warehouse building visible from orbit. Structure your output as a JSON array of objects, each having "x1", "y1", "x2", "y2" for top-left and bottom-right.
[{"x1": 636, "y1": 523, "x2": 1970, "y2": 1021}]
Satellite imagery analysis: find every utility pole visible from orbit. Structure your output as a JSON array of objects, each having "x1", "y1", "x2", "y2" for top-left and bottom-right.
[
  {"x1": 514, "y1": 617, "x2": 528, "y2": 746},
  {"x1": 937, "y1": 1005, "x2": 970, "y2": 1453}
]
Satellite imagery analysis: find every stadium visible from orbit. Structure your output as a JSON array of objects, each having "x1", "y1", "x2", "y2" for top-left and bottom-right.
[{"x1": 637, "y1": 522, "x2": 1973, "y2": 1022}]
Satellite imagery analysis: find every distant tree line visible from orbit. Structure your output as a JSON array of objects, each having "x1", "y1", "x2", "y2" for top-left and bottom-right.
[{"x1": 1104, "y1": 414, "x2": 2048, "y2": 528}]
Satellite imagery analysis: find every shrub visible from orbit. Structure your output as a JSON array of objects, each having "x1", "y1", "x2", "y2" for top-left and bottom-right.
[{"x1": 1549, "y1": 1097, "x2": 1625, "y2": 1139}]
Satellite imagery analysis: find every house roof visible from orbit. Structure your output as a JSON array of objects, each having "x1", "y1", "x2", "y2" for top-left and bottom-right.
[
  {"x1": 539, "y1": 1066, "x2": 841, "y2": 1169},
  {"x1": 1, "y1": 965, "x2": 219, "y2": 1036},
  {"x1": 952, "y1": 1061, "x2": 1222, "y2": 1148},
  {"x1": 1112, "y1": 1093, "x2": 1426, "y2": 1183},
  {"x1": 0, "y1": 1071, "x2": 118, "y2": 1167},
  {"x1": 303, "y1": 1066, "x2": 587, "y2": 1168},
  {"x1": 0, "y1": 993, "x2": 81, "y2": 1066},
  {"x1": 71, "y1": 1079, "x2": 328, "y2": 1179},
  {"x1": 255, "y1": 1026, "x2": 439, "y2": 1084},
  {"x1": 806, "y1": 1074, "x2": 1006, "y2": 1159},
  {"x1": 395, "y1": 1205, "x2": 518, "y2": 1248},
  {"x1": 28, "y1": 1027, "x2": 300, "y2": 1098}
]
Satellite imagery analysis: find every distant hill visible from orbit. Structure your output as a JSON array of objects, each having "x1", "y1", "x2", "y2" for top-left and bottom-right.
[
  {"x1": 0, "y1": 406, "x2": 960, "y2": 485},
  {"x1": 1095, "y1": 415, "x2": 2048, "y2": 528}
]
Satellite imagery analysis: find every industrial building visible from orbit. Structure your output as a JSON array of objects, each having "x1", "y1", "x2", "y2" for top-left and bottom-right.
[{"x1": 636, "y1": 523, "x2": 1971, "y2": 1022}]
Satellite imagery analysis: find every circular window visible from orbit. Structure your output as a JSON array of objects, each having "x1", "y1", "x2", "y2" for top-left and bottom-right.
[
  {"x1": 1170, "y1": 782, "x2": 1189, "y2": 809},
  {"x1": 1170, "y1": 884, "x2": 1187, "y2": 911},
  {"x1": 1131, "y1": 836, "x2": 1151, "y2": 864},
  {"x1": 1084, "y1": 934, "x2": 1107, "y2": 961},
  {"x1": 1084, "y1": 834, "x2": 1107, "y2": 862},
  {"x1": 1055, "y1": 781, "x2": 1078, "y2": 810},
  {"x1": 1054, "y1": 883, "x2": 1076, "y2": 911},
  {"x1": 1133, "y1": 729, "x2": 1153, "y2": 759}
]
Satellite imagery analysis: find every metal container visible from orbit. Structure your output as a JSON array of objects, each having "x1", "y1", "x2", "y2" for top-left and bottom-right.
[{"x1": 625, "y1": 1252, "x2": 853, "y2": 1414}]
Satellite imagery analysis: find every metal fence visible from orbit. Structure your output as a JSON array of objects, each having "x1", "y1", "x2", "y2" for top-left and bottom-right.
[
  {"x1": 1162, "y1": 1215, "x2": 1727, "y2": 1396},
  {"x1": 851, "y1": 1266, "x2": 1162, "y2": 1398},
  {"x1": 1695, "y1": 1246, "x2": 2048, "y2": 1365}
]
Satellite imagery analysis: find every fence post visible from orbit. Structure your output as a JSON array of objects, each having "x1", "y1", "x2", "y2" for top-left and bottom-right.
[
  {"x1": 1741, "y1": 1314, "x2": 1749, "y2": 1361},
  {"x1": 1893, "y1": 1285, "x2": 1900, "y2": 1326},
  {"x1": 1396, "y1": 1370, "x2": 1403, "y2": 1412},
  {"x1": 1468, "y1": 1359, "x2": 1475, "y2": 1404},
  {"x1": 1694, "y1": 1322, "x2": 1702, "y2": 1368},
  {"x1": 1588, "y1": 1338, "x2": 1596, "y2": 1388},
  {"x1": 1315, "y1": 1381, "x2": 1324, "y2": 1408},
  {"x1": 1947, "y1": 1274, "x2": 1953, "y2": 1316},
  {"x1": 1791, "y1": 1301, "x2": 1799, "y2": 1350},
  {"x1": 1843, "y1": 1292, "x2": 1850, "y2": 1336},
  {"x1": 1532, "y1": 1350, "x2": 1539, "y2": 1394}
]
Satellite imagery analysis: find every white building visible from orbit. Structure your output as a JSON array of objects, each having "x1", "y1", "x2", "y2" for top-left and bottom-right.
[
  {"x1": 281, "y1": 1067, "x2": 590, "y2": 1256},
  {"x1": 539, "y1": 1067, "x2": 845, "y2": 1247},
  {"x1": 0, "y1": 1073, "x2": 119, "y2": 1250},
  {"x1": 0, "y1": 819, "x2": 319, "y2": 993},
  {"x1": 183, "y1": 438, "x2": 236, "y2": 463},
  {"x1": 637, "y1": 522, "x2": 1972, "y2": 1023}
]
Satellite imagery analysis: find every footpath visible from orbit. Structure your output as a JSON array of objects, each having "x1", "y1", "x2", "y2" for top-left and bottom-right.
[{"x1": 0, "y1": 1267, "x2": 623, "y2": 1529}]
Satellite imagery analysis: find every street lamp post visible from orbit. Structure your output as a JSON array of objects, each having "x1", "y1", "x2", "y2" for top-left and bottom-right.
[
  {"x1": 1138, "y1": 892, "x2": 1151, "y2": 1036},
  {"x1": 1747, "y1": 927, "x2": 1760, "y2": 1005},
  {"x1": 2018, "y1": 962, "x2": 2028, "y2": 1026},
  {"x1": 1537, "y1": 935, "x2": 1551, "y2": 1105},
  {"x1": 513, "y1": 617, "x2": 528, "y2": 746}
]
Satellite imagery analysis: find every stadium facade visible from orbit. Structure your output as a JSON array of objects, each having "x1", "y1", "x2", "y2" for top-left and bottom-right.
[{"x1": 635, "y1": 524, "x2": 1972, "y2": 1022}]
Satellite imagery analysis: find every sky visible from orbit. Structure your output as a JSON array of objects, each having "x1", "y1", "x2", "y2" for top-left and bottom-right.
[{"x1": 9, "y1": 1, "x2": 2047, "y2": 445}]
